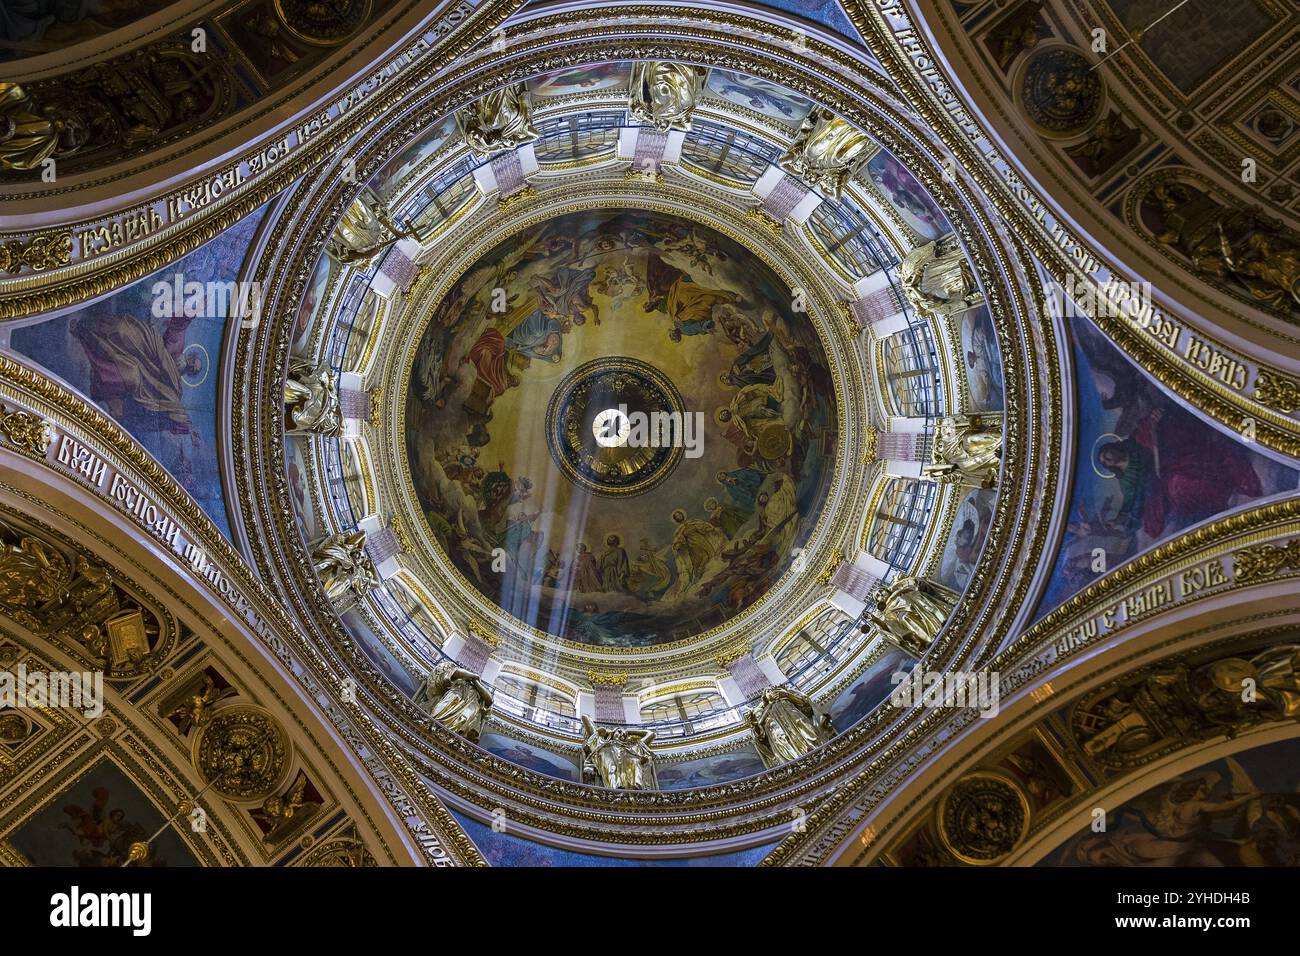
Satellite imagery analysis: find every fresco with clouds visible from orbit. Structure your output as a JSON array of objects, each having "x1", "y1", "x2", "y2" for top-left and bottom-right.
[{"x1": 10, "y1": 207, "x2": 268, "y2": 540}]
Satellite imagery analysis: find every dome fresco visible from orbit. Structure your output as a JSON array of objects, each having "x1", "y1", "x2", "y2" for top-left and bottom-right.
[{"x1": 405, "y1": 209, "x2": 838, "y2": 646}]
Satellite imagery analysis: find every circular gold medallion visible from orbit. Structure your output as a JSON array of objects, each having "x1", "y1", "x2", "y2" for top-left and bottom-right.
[
  {"x1": 273, "y1": 0, "x2": 373, "y2": 47},
  {"x1": 936, "y1": 770, "x2": 1031, "y2": 865},
  {"x1": 545, "y1": 356, "x2": 687, "y2": 499},
  {"x1": 192, "y1": 705, "x2": 290, "y2": 800}
]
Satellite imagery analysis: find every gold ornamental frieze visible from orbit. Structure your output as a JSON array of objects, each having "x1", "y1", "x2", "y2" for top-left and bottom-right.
[
  {"x1": 0, "y1": 356, "x2": 481, "y2": 866},
  {"x1": 767, "y1": 496, "x2": 1300, "y2": 866},
  {"x1": 0, "y1": 0, "x2": 520, "y2": 319},
  {"x1": 840, "y1": 0, "x2": 1300, "y2": 458}
]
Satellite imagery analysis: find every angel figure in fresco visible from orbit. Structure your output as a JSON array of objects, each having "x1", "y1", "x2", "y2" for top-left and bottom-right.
[
  {"x1": 532, "y1": 265, "x2": 600, "y2": 326},
  {"x1": 1072, "y1": 761, "x2": 1282, "y2": 867},
  {"x1": 591, "y1": 256, "x2": 646, "y2": 310},
  {"x1": 70, "y1": 312, "x2": 202, "y2": 447},
  {"x1": 643, "y1": 252, "x2": 739, "y2": 339},
  {"x1": 663, "y1": 226, "x2": 729, "y2": 275},
  {"x1": 59, "y1": 786, "x2": 158, "y2": 867}
]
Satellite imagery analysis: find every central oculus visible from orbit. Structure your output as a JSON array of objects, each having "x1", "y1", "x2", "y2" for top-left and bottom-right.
[
  {"x1": 405, "y1": 209, "x2": 838, "y2": 647},
  {"x1": 545, "y1": 357, "x2": 689, "y2": 498}
]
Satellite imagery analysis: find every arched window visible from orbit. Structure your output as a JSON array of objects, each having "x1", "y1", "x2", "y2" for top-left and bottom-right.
[
  {"x1": 680, "y1": 118, "x2": 781, "y2": 184},
  {"x1": 532, "y1": 111, "x2": 626, "y2": 164},
  {"x1": 882, "y1": 322, "x2": 944, "y2": 417},
  {"x1": 866, "y1": 477, "x2": 937, "y2": 573}
]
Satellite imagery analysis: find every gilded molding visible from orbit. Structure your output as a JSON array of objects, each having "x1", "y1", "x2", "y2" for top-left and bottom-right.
[
  {"x1": 226, "y1": 9, "x2": 1062, "y2": 849},
  {"x1": 1234, "y1": 538, "x2": 1300, "y2": 583},
  {"x1": 0, "y1": 356, "x2": 482, "y2": 866},
  {"x1": 0, "y1": 403, "x2": 52, "y2": 459},
  {"x1": 1255, "y1": 369, "x2": 1300, "y2": 415}
]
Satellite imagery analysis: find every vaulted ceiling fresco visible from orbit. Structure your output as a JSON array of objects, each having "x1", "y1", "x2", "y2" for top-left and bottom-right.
[
  {"x1": 406, "y1": 208, "x2": 839, "y2": 647},
  {"x1": 0, "y1": 0, "x2": 1297, "y2": 882}
]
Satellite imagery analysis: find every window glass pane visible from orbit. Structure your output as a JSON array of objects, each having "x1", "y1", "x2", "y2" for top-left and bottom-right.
[
  {"x1": 882, "y1": 323, "x2": 944, "y2": 417},
  {"x1": 532, "y1": 111, "x2": 625, "y2": 164},
  {"x1": 680, "y1": 118, "x2": 781, "y2": 184}
]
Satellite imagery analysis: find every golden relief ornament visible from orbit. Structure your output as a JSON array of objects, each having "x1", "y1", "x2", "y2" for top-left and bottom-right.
[
  {"x1": 745, "y1": 686, "x2": 835, "y2": 768},
  {"x1": 273, "y1": 0, "x2": 373, "y2": 46},
  {"x1": 0, "y1": 233, "x2": 73, "y2": 275},
  {"x1": 1070, "y1": 644, "x2": 1300, "y2": 771},
  {"x1": 0, "y1": 711, "x2": 30, "y2": 745},
  {"x1": 284, "y1": 357, "x2": 342, "y2": 436},
  {"x1": 1233, "y1": 538, "x2": 1300, "y2": 583},
  {"x1": 456, "y1": 83, "x2": 539, "y2": 157},
  {"x1": 779, "y1": 108, "x2": 873, "y2": 199},
  {"x1": 252, "y1": 772, "x2": 319, "y2": 843},
  {"x1": 581, "y1": 716, "x2": 657, "y2": 790},
  {"x1": 310, "y1": 530, "x2": 379, "y2": 602},
  {"x1": 863, "y1": 428, "x2": 879, "y2": 464},
  {"x1": 816, "y1": 549, "x2": 845, "y2": 586},
  {"x1": 1018, "y1": 47, "x2": 1104, "y2": 136},
  {"x1": 465, "y1": 619, "x2": 499, "y2": 647},
  {"x1": 1142, "y1": 179, "x2": 1300, "y2": 321},
  {"x1": 629, "y1": 61, "x2": 708, "y2": 131},
  {"x1": 0, "y1": 404, "x2": 52, "y2": 459},
  {"x1": 390, "y1": 514, "x2": 412, "y2": 554},
  {"x1": 923, "y1": 414, "x2": 1003, "y2": 489},
  {"x1": 0, "y1": 82, "x2": 88, "y2": 171},
  {"x1": 413, "y1": 661, "x2": 494, "y2": 742},
  {"x1": 865, "y1": 575, "x2": 958, "y2": 656},
  {"x1": 0, "y1": 521, "x2": 163, "y2": 677},
  {"x1": 1254, "y1": 369, "x2": 1300, "y2": 414},
  {"x1": 897, "y1": 235, "x2": 982, "y2": 320},
  {"x1": 164, "y1": 672, "x2": 235, "y2": 735},
  {"x1": 711, "y1": 642, "x2": 751, "y2": 668},
  {"x1": 192, "y1": 705, "x2": 290, "y2": 800},
  {"x1": 305, "y1": 833, "x2": 378, "y2": 867},
  {"x1": 936, "y1": 771, "x2": 1031, "y2": 865},
  {"x1": 496, "y1": 185, "x2": 536, "y2": 211},
  {"x1": 3, "y1": 41, "x2": 236, "y2": 178}
]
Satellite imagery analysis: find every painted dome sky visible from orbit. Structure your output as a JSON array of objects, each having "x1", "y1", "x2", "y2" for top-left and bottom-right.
[{"x1": 405, "y1": 209, "x2": 838, "y2": 647}]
